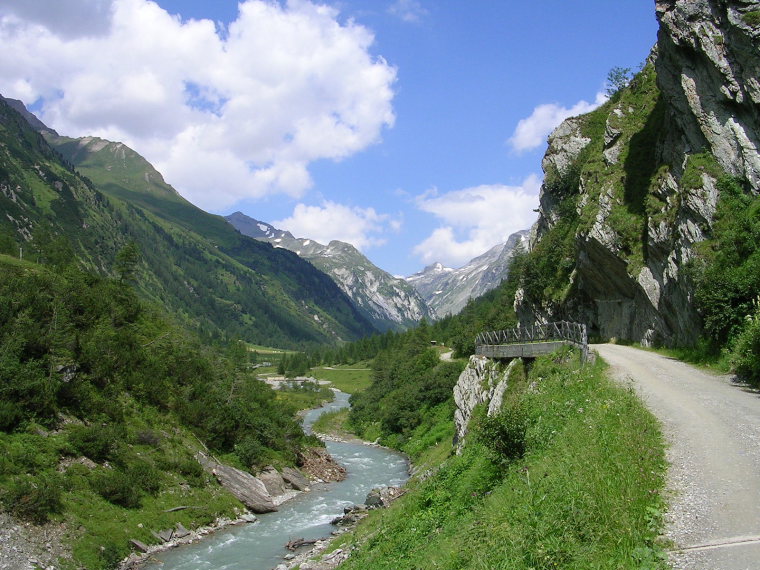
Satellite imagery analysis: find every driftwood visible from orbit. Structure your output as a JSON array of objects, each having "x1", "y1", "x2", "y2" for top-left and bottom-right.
[{"x1": 285, "y1": 537, "x2": 318, "y2": 551}]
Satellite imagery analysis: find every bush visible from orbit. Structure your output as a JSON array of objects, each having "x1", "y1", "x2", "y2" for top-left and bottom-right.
[
  {"x1": 89, "y1": 468, "x2": 141, "y2": 508},
  {"x1": 67, "y1": 424, "x2": 124, "y2": 463},
  {"x1": 235, "y1": 435, "x2": 266, "y2": 470},
  {"x1": 731, "y1": 298, "x2": 760, "y2": 385},
  {"x1": 4, "y1": 471, "x2": 64, "y2": 524},
  {"x1": 474, "y1": 401, "x2": 527, "y2": 463},
  {"x1": 134, "y1": 429, "x2": 161, "y2": 447},
  {"x1": 742, "y1": 11, "x2": 760, "y2": 26},
  {"x1": 127, "y1": 460, "x2": 163, "y2": 495}
]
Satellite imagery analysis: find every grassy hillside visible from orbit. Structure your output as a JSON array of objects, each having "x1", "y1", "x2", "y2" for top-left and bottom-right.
[
  {"x1": 0, "y1": 97, "x2": 376, "y2": 348},
  {"x1": 309, "y1": 326, "x2": 667, "y2": 568},
  {"x1": 338, "y1": 354, "x2": 667, "y2": 569}
]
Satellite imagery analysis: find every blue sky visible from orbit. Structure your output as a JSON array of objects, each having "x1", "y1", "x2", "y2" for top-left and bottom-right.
[{"x1": 0, "y1": 1, "x2": 657, "y2": 276}]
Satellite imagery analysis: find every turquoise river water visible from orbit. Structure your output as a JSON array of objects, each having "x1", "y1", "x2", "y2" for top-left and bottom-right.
[{"x1": 143, "y1": 390, "x2": 409, "y2": 570}]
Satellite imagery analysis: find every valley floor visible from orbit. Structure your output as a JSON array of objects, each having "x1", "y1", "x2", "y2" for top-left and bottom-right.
[{"x1": 595, "y1": 344, "x2": 760, "y2": 570}]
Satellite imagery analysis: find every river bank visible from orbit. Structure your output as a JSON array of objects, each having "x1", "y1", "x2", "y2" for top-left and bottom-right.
[{"x1": 134, "y1": 391, "x2": 408, "y2": 570}]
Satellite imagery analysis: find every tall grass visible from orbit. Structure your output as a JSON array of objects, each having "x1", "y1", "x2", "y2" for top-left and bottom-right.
[{"x1": 333, "y1": 352, "x2": 667, "y2": 569}]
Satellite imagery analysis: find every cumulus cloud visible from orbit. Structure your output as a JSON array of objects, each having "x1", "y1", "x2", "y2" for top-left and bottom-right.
[
  {"x1": 0, "y1": 0, "x2": 115, "y2": 38},
  {"x1": 0, "y1": 0, "x2": 396, "y2": 210},
  {"x1": 413, "y1": 175, "x2": 541, "y2": 268},
  {"x1": 273, "y1": 201, "x2": 399, "y2": 250},
  {"x1": 507, "y1": 92, "x2": 607, "y2": 153},
  {"x1": 388, "y1": 0, "x2": 428, "y2": 23}
]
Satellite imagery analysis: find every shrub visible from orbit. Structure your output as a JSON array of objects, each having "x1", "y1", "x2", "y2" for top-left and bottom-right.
[
  {"x1": 474, "y1": 401, "x2": 528, "y2": 463},
  {"x1": 731, "y1": 298, "x2": 760, "y2": 385},
  {"x1": 4, "y1": 471, "x2": 64, "y2": 524},
  {"x1": 127, "y1": 460, "x2": 163, "y2": 495},
  {"x1": 135, "y1": 429, "x2": 161, "y2": 447},
  {"x1": 742, "y1": 11, "x2": 760, "y2": 26},
  {"x1": 89, "y1": 468, "x2": 141, "y2": 508},
  {"x1": 234, "y1": 435, "x2": 266, "y2": 470},
  {"x1": 67, "y1": 424, "x2": 124, "y2": 463}
]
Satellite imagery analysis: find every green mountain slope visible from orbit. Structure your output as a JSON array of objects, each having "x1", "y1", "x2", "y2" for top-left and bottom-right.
[
  {"x1": 0, "y1": 255, "x2": 317, "y2": 569},
  {"x1": 0, "y1": 97, "x2": 376, "y2": 347}
]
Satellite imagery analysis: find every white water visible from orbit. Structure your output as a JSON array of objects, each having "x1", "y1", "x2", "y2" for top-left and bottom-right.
[{"x1": 143, "y1": 391, "x2": 408, "y2": 570}]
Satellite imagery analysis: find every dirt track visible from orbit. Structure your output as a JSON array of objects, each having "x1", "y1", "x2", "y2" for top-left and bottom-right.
[{"x1": 595, "y1": 344, "x2": 760, "y2": 569}]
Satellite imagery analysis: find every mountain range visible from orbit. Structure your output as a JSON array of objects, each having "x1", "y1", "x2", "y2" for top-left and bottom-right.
[
  {"x1": 1, "y1": 93, "x2": 531, "y2": 344},
  {"x1": 406, "y1": 230, "x2": 528, "y2": 318},
  {"x1": 226, "y1": 212, "x2": 436, "y2": 331},
  {"x1": 0, "y1": 95, "x2": 374, "y2": 348}
]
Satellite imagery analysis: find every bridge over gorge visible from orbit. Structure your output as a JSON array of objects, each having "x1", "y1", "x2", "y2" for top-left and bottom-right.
[{"x1": 475, "y1": 321, "x2": 589, "y2": 362}]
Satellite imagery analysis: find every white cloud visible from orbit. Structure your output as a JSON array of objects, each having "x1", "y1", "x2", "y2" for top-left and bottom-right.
[
  {"x1": 0, "y1": 0, "x2": 115, "y2": 38},
  {"x1": 507, "y1": 92, "x2": 607, "y2": 153},
  {"x1": 273, "y1": 201, "x2": 399, "y2": 250},
  {"x1": 388, "y1": 0, "x2": 428, "y2": 23},
  {"x1": 413, "y1": 175, "x2": 541, "y2": 267},
  {"x1": 0, "y1": 0, "x2": 396, "y2": 211}
]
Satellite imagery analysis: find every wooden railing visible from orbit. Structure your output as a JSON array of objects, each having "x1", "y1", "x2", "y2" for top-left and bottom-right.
[{"x1": 475, "y1": 321, "x2": 588, "y2": 361}]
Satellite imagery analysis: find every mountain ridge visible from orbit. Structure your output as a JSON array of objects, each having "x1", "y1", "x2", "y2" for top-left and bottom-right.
[
  {"x1": 0, "y1": 97, "x2": 376, "y2": 347},
  {"x1": 407, "y1": 230, "x2": 529, "y2": 317},
  {"x1": 226, "y1": 211, "x2": 436, "y2": 331}
]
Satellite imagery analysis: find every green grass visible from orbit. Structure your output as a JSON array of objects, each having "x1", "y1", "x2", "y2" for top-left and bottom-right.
[
  {"x1": 325, "y1": 352, "x2": 667, "y2": 569},
  {"x1": 275, "y1": 382, "x2": 334, "y2": 411},
  {"x1": 681, "y1": 152, "x2": 724, "y2": 190},
  {"x1": 742, "y1": 11, "x2": 760, "y2": 26},
  {"x1": 64, "y1": 479, "x2": 241, "y2": 570},
  {"x1": 0, "y1": 253, "x2": 38, "y2": 269},
  {"x1": 311, "y1": 409, "x2": 353, "y2": 439},
  {"x1": 311, "y1": 365, "x2": 373, "y2": 394},
  {"x1": 629, "y1": 341, "x2": 731, "y2": 374}
]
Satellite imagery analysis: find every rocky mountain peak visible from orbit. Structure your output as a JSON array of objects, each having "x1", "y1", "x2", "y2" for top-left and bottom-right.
[
  {"x1": 226, "y1": 212, "x2": 435, "y2": 331},
  {"x1": 406, "y1": 230, "x2": 528, "y2": 318},
  {"x1": 0, "y1": 96, "x2": 58, "y2": 136}
]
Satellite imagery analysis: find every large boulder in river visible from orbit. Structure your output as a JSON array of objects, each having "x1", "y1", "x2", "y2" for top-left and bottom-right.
[
  {"x1": 257, "y1": 465, "x2": 288, "y2": 496},
  {"x1": 282, "y1": 466, "x2": 310, "y2": 491},
  {"x1": 195, "y1": 452, "x2": 276, "y2": 513}
]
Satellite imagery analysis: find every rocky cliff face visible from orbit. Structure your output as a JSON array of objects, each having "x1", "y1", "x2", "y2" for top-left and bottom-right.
[
  {"x1": 407, "y1": 230, "x2": 528, "y2": 318},
  {"x1": 452, "y1": 356, "x2": 521, "y2": 453},
  {"x1": 517, "y1": 0, "x2": 760, "y2": 347},
  {"x1": 656, "y1": 0, "x2": 760, "y2": 186},
  {"x1": 227, "y1": 212, "x2": 435, "y2": 332}
]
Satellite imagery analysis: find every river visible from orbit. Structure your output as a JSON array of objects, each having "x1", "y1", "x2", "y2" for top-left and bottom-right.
[{"x1": 143, "y1": 391, "x2": 409, "y2": 570}]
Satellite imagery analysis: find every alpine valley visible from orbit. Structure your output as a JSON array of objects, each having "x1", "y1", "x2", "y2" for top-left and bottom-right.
[{"x1": 1, "y1": 1, "x2": 760, "y2": 570}]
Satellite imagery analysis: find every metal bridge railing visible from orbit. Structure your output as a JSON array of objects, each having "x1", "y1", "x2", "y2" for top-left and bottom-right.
[{"x1": 475, "y1": 321, "x2": 588, "y2": 361}]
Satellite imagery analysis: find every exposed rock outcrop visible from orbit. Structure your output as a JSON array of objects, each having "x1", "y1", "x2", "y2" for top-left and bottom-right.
[
  {"x1": 195, "y1": 452, "x2": 277, "y2": 513},
  {"x1": 453, "y1": 356, "x2": 522, "y2": 453},
  {"x1": 656, "y1": 0, "x2": 760, "y2": 186},
  {"x1": 517, "y1": 0, "x2": 760, "y2": 347}
]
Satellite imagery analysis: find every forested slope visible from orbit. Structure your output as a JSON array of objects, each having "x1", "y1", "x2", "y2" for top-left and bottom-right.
[{"x1": 0, "y1": 257, "x2": 316, "y2": 568}]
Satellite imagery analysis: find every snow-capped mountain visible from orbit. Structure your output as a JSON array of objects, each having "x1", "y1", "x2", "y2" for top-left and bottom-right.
[
  {"x1": 406, "y1": 230, "x2": 529, "y2": 317},
  {"x1": 226, "y1": 212, "x2": 436, "y2": 332}
]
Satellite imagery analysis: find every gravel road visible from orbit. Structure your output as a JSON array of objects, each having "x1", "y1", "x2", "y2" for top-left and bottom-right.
[{"x1": 595, "y1": 344, "x2": 760, "y2": 570}]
